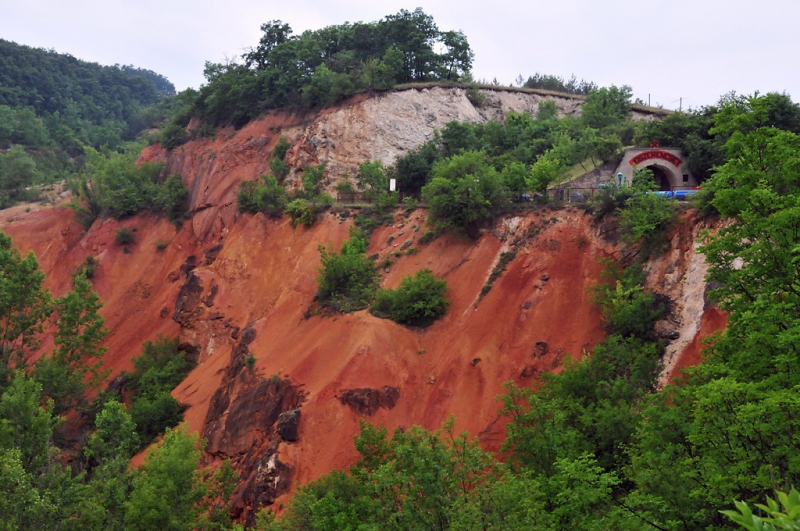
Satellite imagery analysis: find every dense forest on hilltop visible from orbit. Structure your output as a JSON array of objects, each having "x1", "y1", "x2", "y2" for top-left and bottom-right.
[
  {"x1": 186, "y1": 8, "x2": 473, "y2": 128},
  {"x1": 0, "y1": 39, "x2": 174, "y2": 207}
]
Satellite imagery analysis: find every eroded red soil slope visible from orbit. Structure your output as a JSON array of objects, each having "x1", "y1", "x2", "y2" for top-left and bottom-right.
[{"x1": 0, "y1": 100, "x2": 724, "y2": 519}]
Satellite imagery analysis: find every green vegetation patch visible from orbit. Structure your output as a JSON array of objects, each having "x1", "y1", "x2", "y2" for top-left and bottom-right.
[
  {"x1": 371, "y1": 269, "x2": 449, "y2": 327},
  {"x1": 316, "y1": 228, "x2": 379, "y2": 312}
]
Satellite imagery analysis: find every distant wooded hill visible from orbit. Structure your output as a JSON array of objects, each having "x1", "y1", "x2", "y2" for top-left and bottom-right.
[{"x1": 0, "y1": 39, "x2": 175, "y2": 207}]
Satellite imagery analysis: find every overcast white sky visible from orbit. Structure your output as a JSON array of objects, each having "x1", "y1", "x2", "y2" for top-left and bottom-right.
[{"x1": 2, "y1": 0, "x2": 798, "y2": 111}]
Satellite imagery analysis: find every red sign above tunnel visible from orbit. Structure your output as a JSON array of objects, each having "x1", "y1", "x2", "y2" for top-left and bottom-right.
[{"x1": 629, "y1": 150, "x2": 682, "y2": 167}]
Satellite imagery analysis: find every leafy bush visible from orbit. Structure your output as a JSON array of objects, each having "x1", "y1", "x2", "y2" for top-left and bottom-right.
[
  {"x1": 590, "y1": 261, "x2": 665, "y2": 340},
  {"x1": 393, "y1": 139, "x2": 442, "y2": 196},
  {"x1": 269, "y1": 137, "x2": 292, "y2": 182},
  {"x1": 129, "y1": 391, "x2": 185, "y2": 443},
  {"x1": 353, "y1": 201, "x2": 396, "y2": 235},
  {"x1": 68, "y1": 147, "x2": 189, "y2": 227},
  {"x1": 286, "y1": 198, "x2": 315, "y2": 227},
  {"x1": 115, "y1": 228, "x2": 135, "y2": 245},
  {"x1": 159, "y1": 122, "x2": 187, "y2": 151},
  {"x1": 237, "y1": 175, "x2": 288, "y2": 216},
  {"x1": 588, "y1": 182, "x2": 633, "y2": 220},
  {"x1": 316, "y1": 229, "x2": 378, "y2": 312},
  {"x1": 418, "y1": 229, "x2": 438, "y2": 245},
  {"x1": 523, "y1": 73, "x2": 597, "y2": 95},
  {"x1": 465, "y1": 85, "x2": 487, "y2": 107},
  {"x1": 272, "y1": 136, "x2": 291, "y2": 160},
  {"x1": 527, "y1": 150, "x2": 564, "y2": 195},
  {"x1": 723, "y1": 488, "x2": 800, "y2": 530},
  {"x1": 152, "y1": 173, "x2": 188, "y2": 222},
  {"x1": 0, "y1": 145, "x2": 40, "y2": 208},
  {"x1": 618, "y1": 169, "x2": 678, "y2": 257},
  {"x1": 77, "y1": 255, "x2": 97, "y2": 279},
  {"x1": 371, "y1": 269, "x2": 449, "y2": 327},
  {"x1": 355, "y1": 160, "x2": 389, "y2": 201},
  {"x1": 123, "y1": 336, "x2": 194, "y2": 447},
  {"x1": 334, "y1": 179, "x2": 357, "y2": 195},
  {"x1": 301, "y1": 164, "x2": 326, "y2": 193}
]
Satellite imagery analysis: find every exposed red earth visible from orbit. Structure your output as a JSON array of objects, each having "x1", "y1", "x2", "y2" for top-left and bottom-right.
[{"x1": 0, "y1": 97, "x2": 722, "y2": 520}]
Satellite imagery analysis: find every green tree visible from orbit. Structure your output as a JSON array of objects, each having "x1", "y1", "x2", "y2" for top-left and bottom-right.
[
  {"x1": 301, "y1": 164, "x2": 326, "y2": 194},
  {"x1": 393, "y1": 138, "x2": 441, "y2": 196},
  {"x1": 316, "y1": 228, "x2": 378, "y2": 312},
  {"x1": 285, "y1": 198, "x2": 316, "y2": 227},
  {"x1": 355, "y1": 160, "x2": 388, "y2": 200},
  {"x1": 700, "y1": 124, "x2": 800, "y2": 385},
  {"x1": 581, "y1": 85, "x2": 633, "y2": 131},
  {"x1": 153, "y1": 173, "x2": 189, "y2": 222},
  {"x1": 422, "y1": 151, "x2": 506, "y2": 238},
  {"x1": 437, "y1": 30, "x2": 473, "y2": 81},
  {"x1": 0, "y1": 145, "x2": 40, "y2": 207},
  {"x1": 617, "y1": 169, "x2": 677, "y2": 256},
  {"x1": 623, "y1": 96, "x2": 800, "y2": 529},
  {"x1": 237, "y1": 175, "x2": 288, "y2": 216},
  {"x1": 266, "y1": 419, "x2": 501, "y2": 531},
  {"x1": 0, "y1": 372, "x2": 83, "y2": 529},
  {"x1": 124, "y1": 426, "x2": 207, "y2": 531},
  {"x1": 500, "y1": 161, "x2": 529, "y2": 194},
  {"x1": 125, "y1": 336, "x2": 191, "y2": 446},
  {"x1": 82, "y1": 400, "x2": 138, "y2": 530},
  {"x1": 527, "y1": 150, "x2": 563, "y2": 194},
  {"x1": 0, "y1": 232, "x2": 51, "y2": 385}
]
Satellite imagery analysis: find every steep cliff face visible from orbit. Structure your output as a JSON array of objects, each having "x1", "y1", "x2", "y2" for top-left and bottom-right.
[
  {"x1": 139, "y1": 86, "x2": 664, "y2": 230},
  {"x1": 1, "y1": 87, "x2": 712, "y2": 520}
]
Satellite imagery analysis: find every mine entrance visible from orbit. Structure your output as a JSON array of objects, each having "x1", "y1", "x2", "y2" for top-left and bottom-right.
[{"x1": 650, "y1": 165, "x2": 673, "y2": 191}]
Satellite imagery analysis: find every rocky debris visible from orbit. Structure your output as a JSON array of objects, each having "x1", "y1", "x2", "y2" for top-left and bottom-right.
[
  {"x1": 597, "y1": 219, "x2": 620, "y2": 244},
  {"x1": 203, "y1": 331, "x2": 306, "y2": 521},
  {"x1": 173, "y1": 272, "x2": 204, "y2": 324},
  {"x1": 533, "y1": 341, "x2": 549, "y2": 358},
  {"x1": 471, "y1": 358, "x2": 481, "y2": 367},
  {"x1": 232, "y1": 440, "x2": 292, "y2": 526},
  {"x1": 400, "y1": 239, "x2": 413, "y2": 250},
  {"x1": 520, "y1": 364, "x2": 539, "y2": 378},
  {"x1": 180, "y1": 254, "x2": 198, "y2": 277},
  {"x1": 201, "y1": 280, "x2": 218, "y2": 307},
  {"x1": 204, "y1": 243, "x2": 223, "y2": 265},
  {"x1": 240, "y1": 326, "x2": 256, "y2": 347},
  {"x1": 336, "y1": 386, "x2": 400, "y2": 416},
  {"x1": 106, "y1": 375, "x2": 124, "y2": 394},
  {"x1": 276, "y1": 409, "x2": 301, "y2": 442},
  {"x1": 655, "y1": 320, "x2": 681, "y2": 341}
]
